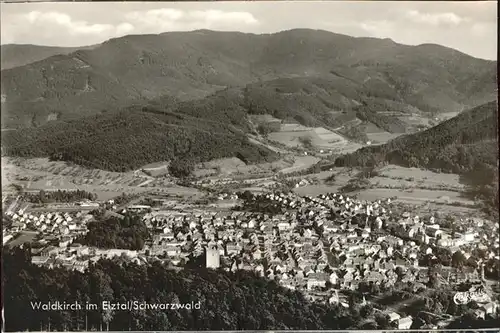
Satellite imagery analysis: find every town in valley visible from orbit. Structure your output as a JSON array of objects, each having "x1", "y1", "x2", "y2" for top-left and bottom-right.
[{"x1": 1, "y1": 1, "x2": 499, "y2": 331}]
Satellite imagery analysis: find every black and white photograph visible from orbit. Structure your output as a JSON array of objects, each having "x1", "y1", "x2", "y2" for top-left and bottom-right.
[{"x1": 1, "y1": 1, "x2": 499, "y2": 332}]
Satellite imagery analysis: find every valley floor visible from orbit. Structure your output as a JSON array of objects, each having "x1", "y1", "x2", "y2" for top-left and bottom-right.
[{"x1": 2, "y1": 151, "x2": 483, "y2": 220}]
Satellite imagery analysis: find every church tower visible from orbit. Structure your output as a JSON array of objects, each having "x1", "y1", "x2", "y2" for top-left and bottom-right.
[{"x1": 206, "y1": 246, "x2": 220, "y2": 269}]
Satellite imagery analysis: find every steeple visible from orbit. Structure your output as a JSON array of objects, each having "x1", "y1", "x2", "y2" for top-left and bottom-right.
[{"x1": 206, "y1": 246, "x2": 220, "y2": 269}]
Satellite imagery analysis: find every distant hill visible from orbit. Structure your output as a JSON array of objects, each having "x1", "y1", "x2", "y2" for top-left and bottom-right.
[
  {"x1": 335, "y1": 101, "x2": 499, "y2": 217},
  {"x1": 3, "y1": 248, "x2": 370, "y2": 332},
  {"x1": 335, "y1": 101, "x2": 498, "y2": 174},
  {"x1": 1, "y1": 100, "x2": 277, "y2": 172},
  {"x1": 0, "y1": 44, "x2": 97, "y2": 70},
  {"x1": 180, "y1": 76, "x2": 410, "y2": 134},
  {"x1": 1, "y1": 29, "x2": 496, "y2": 129},
  {"x1": 0, "y1": 78, "x2": 496, "y2": 172}
]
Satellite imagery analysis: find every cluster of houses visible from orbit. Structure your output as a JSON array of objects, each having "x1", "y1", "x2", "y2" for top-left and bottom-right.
[
  {"x1": 3, "y1": 206, "x2": 100, "y2": 272},
  {"x1": 30, "y1": 244, "x2": 146, "y2": 273},
  {"x1": 4, "y1": 210, "x2": 91, "y2": 238},
  {"x1": 138, "y1": 191, "x2": 498, "y2": 327},
  {"x1": 3, "y1": 190, "x2": 499, "y2": 327}
]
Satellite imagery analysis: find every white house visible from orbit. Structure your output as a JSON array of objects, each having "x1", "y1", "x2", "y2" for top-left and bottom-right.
[
  {"x1": 388, "y1": 312, "x2": 401, "y2": 322},
  {"x1": 398, "y1": 316, "x2": 413, "y2": 330}
]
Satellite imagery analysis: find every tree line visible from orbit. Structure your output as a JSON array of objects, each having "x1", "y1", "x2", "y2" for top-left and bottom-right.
[
  {"x1": 3, "y1": 248, "x2": 378, "y2": 331},
  {"x1": 3, "y1": 247, "x2": 497, "y2": 331},
  {"x1": 335, "y1": 101, "x2": 497, "y2": 173},
  {"x1": 73, "y1": 214, "x2": 149, "y2": 251},
  {"x1": 22, "y1": 190, "x2": 97, "y2": 204},
  {"x1": 2, "y1": 107, "x2": 277, "y2": 173}
]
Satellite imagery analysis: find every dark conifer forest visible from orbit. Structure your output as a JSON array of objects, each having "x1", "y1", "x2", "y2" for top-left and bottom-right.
[
  {"x1": 2, "y1": 248, "x2": 357, "y2": 331},
  {"x1": 22, "y1": 190, "x2": 97, "y2": 203},
  {"x1": 74, "y1": 214, "x2": 149, "y2": 251},
  {"x1": 3, "y1": 248, "x2": 498, "y2": 331}
]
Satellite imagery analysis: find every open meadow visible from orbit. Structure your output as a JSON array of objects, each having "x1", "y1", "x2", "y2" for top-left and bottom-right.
[
  {"x1": 1, "y1": 157, "x2": 202, "y2": 201},
  {"x1": 294, "y1": 164, "x2": 479, "y2": 216},
  {"x1": 268, "y1": 123, "x2": 363, "y2": 154}
]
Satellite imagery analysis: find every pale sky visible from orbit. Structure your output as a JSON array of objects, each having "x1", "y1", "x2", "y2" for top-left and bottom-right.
[{"x1": 0, "y1": 1, "x2": 497, "y2": 60}]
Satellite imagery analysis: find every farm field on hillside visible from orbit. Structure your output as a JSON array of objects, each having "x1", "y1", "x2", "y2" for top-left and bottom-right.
[
  {"x1": 280, "y1": 155, "x2": 321, "y2": 174},
  {"x1": 377, "y1": 165, "x2": 464, "y2": 187},
  {"x1": 5, "y1": 231, "x2": 38, "y2": 248},
  {"x1": 356, "y1": 188, "x2": 473, "y2": 205},
  {"x1": 194, "y1": 157, "x2": 289, "y2": 177},
  {"x1": 294, "y1": 164, "x2": 477, "y2": 214},
  {"x1": 366, "y1": 132, "x2": 402, "y2": 144},
  {"x1": 1, "y1": 157, "x2": 190, "y2": 200},
  {"x1": 268, "y1": 123, "x2": 363, "y2": 153}
]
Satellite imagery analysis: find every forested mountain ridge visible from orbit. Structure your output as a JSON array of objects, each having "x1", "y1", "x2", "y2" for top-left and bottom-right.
[
  {"x1": 2, "y1": 75, "x2": 496, "y2": 172},
  {"x1": 335, "y1": 101, "x2": 499, "y2": 218},
  {"x1": 0, "y1": 44, "x2": 97, "y2": 70},
  {"x1": 242, "y1": 77, "x2": 409, "y2": 132},
  {"x1": 1, "y1": 29, "x2": 496, "y2": 128},
  {"x1": 334, "y1": 101, "x2": 498, "y2": 173},
  {"x1": 0, "y1": 74, "x2": 419, "y2": 172},
  {"x1": 160, "y1": 76, "x2": 410, "y2": 133},
  {"x1": 1, "y1": 102, "x2": 277, "y2": 172}
]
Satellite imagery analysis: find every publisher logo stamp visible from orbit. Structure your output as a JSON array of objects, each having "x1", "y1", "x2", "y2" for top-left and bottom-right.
[{"x1": 453, "y1": 291, "x2": 490, "y2": 305}]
